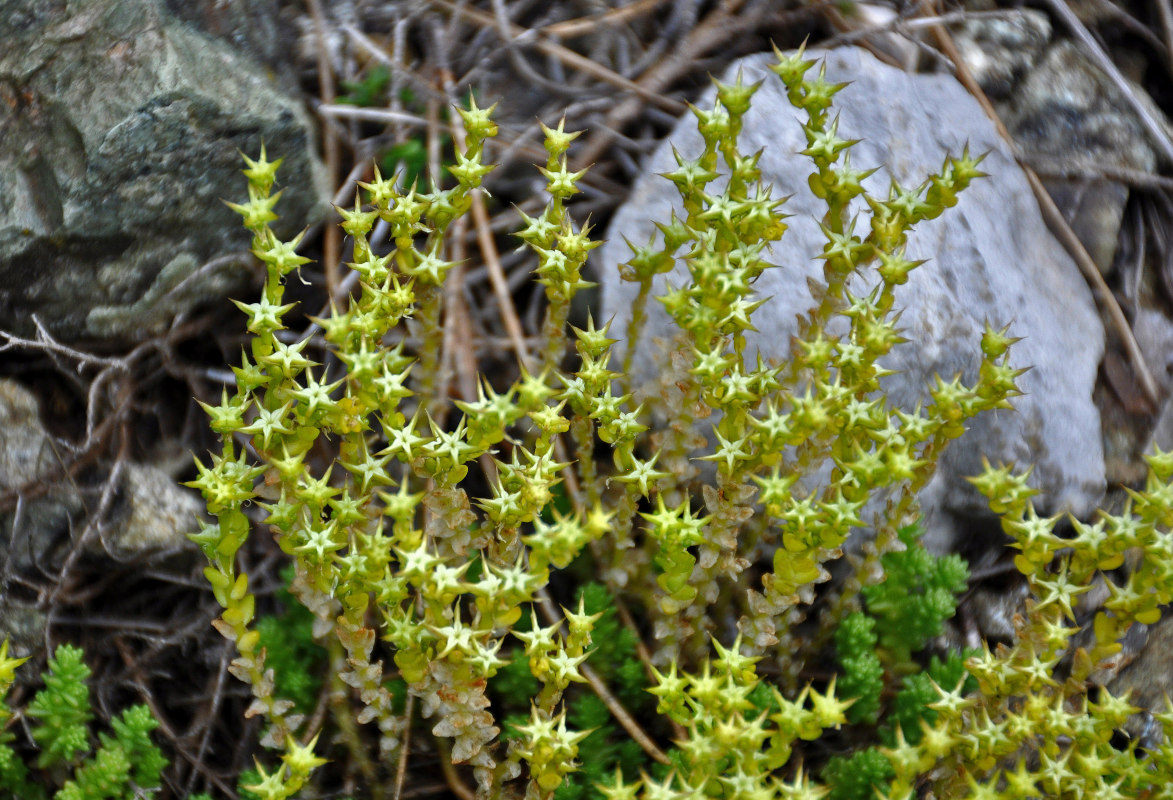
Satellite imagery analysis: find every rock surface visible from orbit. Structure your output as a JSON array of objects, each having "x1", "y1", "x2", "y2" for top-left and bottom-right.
[
  {"x1": 0, "y1": 379, "x2": 83, "y2": 569},
  {"x1": 598, "y1": 47, "x2": 1107, "y2": 546},
  {"x1": 955, "y1": 14, "x2": 1173, "y2": 483},
  {"x1": 0, "y1": 0, "x2": 328, "y2": 342},
  {"x1": 996, "y1": 36, "x2": 1160, "y2": 276},
  {"x1": 0, "y1": 379, "x2": 203, "y2": 569}
]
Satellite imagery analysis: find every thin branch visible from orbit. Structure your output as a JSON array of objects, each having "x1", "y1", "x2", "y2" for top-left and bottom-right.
[
  {"x1": 307, "y1": 0, "x2": 342, "y2": 296},
  {"x1": 430, "y1": 0, "x2": 686, "y2": 114},
  {"x1": 341, "y1": 22, "x2": 446, "y2": 105},
  {"x1": 436, "y1": 737, "x2": 476, "y2": 800},
  {"x1": 318, "y1": 104, "x2": 440, "y2": 129},
  {"x1": 43, "y1": 455, "x2": 129, "y2": 645},
  {"x1": 0, "y1": 317, "x2": 122, "y2": 369},
  {"x1": 393, "y1": 693, "x2": 414, "y2": 800},
  {"x1": 1029, "y1": 158, "x2": 1173, "y2": 193},
  {"x1": 184, "y1": 642, "x2": 236, "y2": 799},
  {"x1": 489, "y1": 0, "x2": 586, "y2": 97},
  {"x1": 581, "y1": 662, "x2": 671, "y2": 764},
  {"x1": 573, "y1": 0, "x2": 772, "y2": 169},
  {"x1": 115, "y1": 639, "x2": 241, "y2": 800},
  {"x1": 1156, "y1": 0, "x2": 1173, "y2": 80},
  {"x1": 542, "y1": 0, "x2": 669, "y2": 38},
  {"x1": 610, "y1": 593, "x2": 687, "y2": 740},
  {"x1": 466, "y1": 159, "x2": 531, "y2": 373}
]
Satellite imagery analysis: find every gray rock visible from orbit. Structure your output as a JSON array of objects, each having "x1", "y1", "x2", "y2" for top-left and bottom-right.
[
  {"x1": 950, "y1": 10, "x2": 1052, "y2": 101},
  {"x1": 955, "y1": 16, "x2": 1173, "y2": 487},
  {"x1": 0, "y1": 379, "x2": 203, "y2": 568},
  {"x1": 998, "y1": 39, "x2": 1161, "y2": 276},
  {"x1": 0, "y1": 379, "x2": 84, "y2": 570},
  {"x1": 113, "y1": 461, "x2": 205, "y2": 559},
  {"x1": 598, "y1": 47, "x2": 1106, "y2": 545},
  {"x1": 0, "y1": 0, "x2": 329, "y2": 342},
  {"x1": 161, "y1": 0, "x2": 294, "y2": 76},
  {"x1": 1099, "y1": 307, "x2": 1173, "y2": 487}
]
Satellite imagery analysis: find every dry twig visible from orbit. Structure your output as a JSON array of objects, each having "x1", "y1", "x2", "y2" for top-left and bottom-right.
[
  {"x1": 542, "y1": 0, "x2": 669, "y2": 38},
  {"x1": 1160, "y1": 0, "x2": 1173, "y2": 78},
  {"x1": 431, "y1": 0, "x2": 686, "y2": 115},
  {"x1": 308, "y1": 0, "x2": 343, "y2": 295}
]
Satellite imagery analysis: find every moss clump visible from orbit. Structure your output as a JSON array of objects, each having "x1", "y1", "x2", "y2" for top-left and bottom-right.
[{"x1": 0, "y1": 641, "x2": 168, "y2": 800}]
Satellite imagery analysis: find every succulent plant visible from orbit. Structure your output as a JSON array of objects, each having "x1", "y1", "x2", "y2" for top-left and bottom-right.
[{"x1": 185, "y1": 45, "x2": 1173, "y2": 800}]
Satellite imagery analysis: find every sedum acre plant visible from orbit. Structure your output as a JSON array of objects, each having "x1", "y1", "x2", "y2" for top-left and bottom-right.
[{"x1": 187, "y1": 44, "x2": 1173, "y2": 799}]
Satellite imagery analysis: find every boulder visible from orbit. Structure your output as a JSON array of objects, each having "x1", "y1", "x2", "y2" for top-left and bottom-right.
[{"x1": 0, "y1": 0, "x2": 328, "y2": 342}]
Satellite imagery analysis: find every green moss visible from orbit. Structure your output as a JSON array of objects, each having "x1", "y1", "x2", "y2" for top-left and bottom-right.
[
  {"x1": 824, "y1": 747, "x2": 895, "y2": 800},
  {"x1": 835, "y1": 612, "x2": 882, "y2": 724},
  {"x1": 337, "y1": 65, "x2": 391, "y2": 108},
  {"x1": 0, "y1": 641, "x2": 167, "y2": 800},
  {"x1": 862, "y1": 523, "x2": 970, "y2": 665}
]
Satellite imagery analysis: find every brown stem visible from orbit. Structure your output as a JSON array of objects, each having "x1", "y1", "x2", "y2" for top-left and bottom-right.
[{"x1": 308, "y1": 0, "x2": 342, "y2": 297}]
